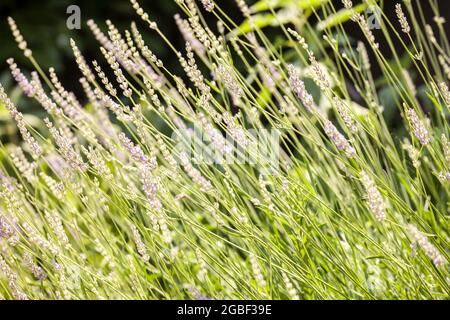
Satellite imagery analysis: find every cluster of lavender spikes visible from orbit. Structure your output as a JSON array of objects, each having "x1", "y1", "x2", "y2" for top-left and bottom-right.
[{"x1": 0, "y1": 0, "x2": 447, "y2": 300}]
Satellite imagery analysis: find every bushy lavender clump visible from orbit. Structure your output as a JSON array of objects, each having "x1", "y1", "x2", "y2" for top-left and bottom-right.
[{"x1": 0, "y1": 0, "x2": 448, "y2": 300}]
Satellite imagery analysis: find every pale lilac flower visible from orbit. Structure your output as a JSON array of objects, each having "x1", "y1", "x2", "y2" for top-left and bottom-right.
[
  {"x1": 179, "y1": 152, "x2": 213, "y2": 192},
  {"x1": 408, "y1": 224, "x2": 446, "y2": 267},
  {"x1": 0, "y1": 84, "x2": 42, "y2": 158},
  {"x1": 216, "y1": 64, "x2": 243, "y2": 106},
  {"x1": 7, "y1": 17, "x2": 32, "y2": 57},
  {"x1": 405, "y1": 108, "x2": 430, "y2": 145},
  {"x1": 324, "y1": 120, "x2": 356, "y2": 157},
  {"x1": 70, "y1": 38, "x2": 95, "y2": 82},
  {"x1": 140, "y1": 163, "x2": 162, "y2": 212},
  {"x1": 395, "y1": 3, "x2": 410, "y2": 34},
  {"x1": 44, "y1": 118, "x2": 87, "y2": 172},
  {"x1": 360, "y1": 171, "x2": 386, "y2": 221},
  {"x1": 0, "y1": 254, "x2": 28, "y2": 300},
  {"x1": 200, "y1": 0, "x2": 215, "y2": 12},
  {"x1": 118, "y1": 132, "x2": 156, "y2": 168},
  {"x1": 7, "y1": 58, "x2": 35, "y2": 97},
  {"x1": 287, "y1": 64, "x2": 314, "y2": 112},
  {"x1": 250, "y1": 254, "x2": 267, "y2": 289},
  {"x1": 131, "y1": 224, "x2": 149, "y2": 261},
  {"x1": 333, "y1": 97, "x2": 358, "y2": 133},
  {"x1": 23, "y1": 252, "x2": 46, "y2": 280},
  {"x1": 342, "y1": 0, "x2": 352, "y2": 9}
]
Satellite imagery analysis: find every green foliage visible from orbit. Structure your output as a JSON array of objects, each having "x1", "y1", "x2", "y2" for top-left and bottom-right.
[{"x1": 0, "y1": 0, "x2": 448, "y2": 300}]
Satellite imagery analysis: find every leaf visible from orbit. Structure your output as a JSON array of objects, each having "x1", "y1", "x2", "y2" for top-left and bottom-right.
[
  {"x1": 256, "y1": 86, "x2": 273, "y2": 108},
  {"x1": 236, "y1": 13, "x2": 276, "y2": 35},
  {"x1": 425, "y1": 91, "x2": 444, "y2": 115},
  {"x1": 23, "y1": 114, "x2": 44, "y2": 128},
  {"x1": 251, "y1": 0, "x2": 287, "y2": 13},
  {"x1": 0, "y1": 102, "x2": 9, "y2": 119},
  {"x1": 236, "y1": 0, "x2": 330, "y2": 35},
  {"x1": 365, "y1": 255, "x2": 389, "y2": 260},
  {"x1": 296, "y1": 0, "x2": 330, "y2": 9},
  {"x1": 251, "y1": 0, "x2": 330, "y2": 13},
  {"x1": 316, "y1": 3, "x2": 368, "y2": 31}
]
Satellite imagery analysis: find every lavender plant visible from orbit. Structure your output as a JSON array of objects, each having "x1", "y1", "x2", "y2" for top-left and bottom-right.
[{"x1": 0, "y1": 0, "x2": 449, "y2": 299}]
